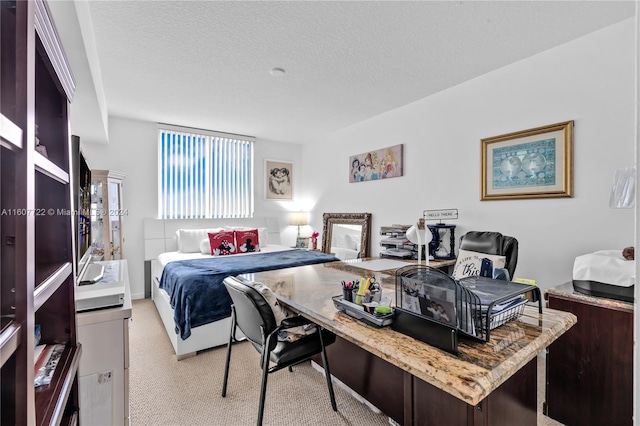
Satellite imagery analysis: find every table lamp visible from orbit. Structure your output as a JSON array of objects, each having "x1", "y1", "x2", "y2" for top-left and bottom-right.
[{"x1": 289, "y1": 212, "x2": 308, "y2": 244}]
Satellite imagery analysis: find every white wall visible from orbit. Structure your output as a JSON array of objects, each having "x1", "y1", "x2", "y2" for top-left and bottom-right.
[
  {"x1": 302, "y1": 18, "x2": 637, "y2": 292},
  {"x1": 82, "y1": 117, "x2": 304, "y2": 298},
  {"x1": 81, "y1": 18, "x2": 635, "y2": 298}
]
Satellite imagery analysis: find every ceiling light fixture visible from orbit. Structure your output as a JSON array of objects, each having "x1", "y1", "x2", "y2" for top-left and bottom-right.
[{"x1": 270, "y1": 67, "x2": 286, "y2": 76}]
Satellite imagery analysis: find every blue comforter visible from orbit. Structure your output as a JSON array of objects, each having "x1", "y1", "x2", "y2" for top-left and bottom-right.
[{"x1": 159, "y1": 249, "x2": 338, "y2": 339}]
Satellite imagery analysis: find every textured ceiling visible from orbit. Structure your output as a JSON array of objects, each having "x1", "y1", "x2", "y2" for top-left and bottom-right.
[{"x1": 65, "y1": 1, "x2": 636, "y2": 144}]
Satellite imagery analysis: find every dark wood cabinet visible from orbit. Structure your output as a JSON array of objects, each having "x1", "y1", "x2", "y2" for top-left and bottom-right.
[
  {"x1": 545, "y1": 286, "x2": 633, "y2": 426},
  {"x1": 1, "y1": 1, "x2": 80, "y2": 424},
  {"x1": 314, "y1": 336, "x2": 537, "y2": 426}
]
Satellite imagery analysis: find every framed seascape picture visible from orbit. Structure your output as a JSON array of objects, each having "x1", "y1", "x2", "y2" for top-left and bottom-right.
[
  {"x1": 295, "y1": 236, "x2": 309, "y2": 249},
  {"x1": 481, "y1": 121, "x2": 574, "y2": 200},
  {"x1": 265, "y1": 159, "x2": 293, "y2": 200},
  {"x1": 349, "y1": 144, "x2": 403, "y2": 183}
]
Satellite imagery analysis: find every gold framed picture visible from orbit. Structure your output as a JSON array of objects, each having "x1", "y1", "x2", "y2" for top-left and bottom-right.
[{"x1": 481, "y1": 120, "x2": 574, "y2": 200}]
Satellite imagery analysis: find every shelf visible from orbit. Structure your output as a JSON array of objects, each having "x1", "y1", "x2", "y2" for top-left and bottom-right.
[
  {"x1": 35, "y1": 344, "x2": 81, "y2": 426},
  {"x1": 2, "y1": 0, "x2": 79, "y2": 423},
  {"x1": 34, "y1": 263, "x2": 73, "y2": 311},
  {"x1": 34, "y1": 151, "x2": 69, "y2": 184},
  {"x1": 0, "y1": 321, "x2": 21, "y2": 367},
  {"x1": 0, "y1": 113, "x2": 23, "y2": 150}
]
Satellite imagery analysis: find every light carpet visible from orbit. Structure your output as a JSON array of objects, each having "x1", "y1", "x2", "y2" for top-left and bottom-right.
[{"x1": 129, "y1": 299, "x2": 564, "y2": 425}]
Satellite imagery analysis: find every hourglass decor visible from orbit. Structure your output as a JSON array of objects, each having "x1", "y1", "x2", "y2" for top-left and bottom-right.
[{"x1": 481, "y1": 120, "x2": 573, "y2": 201}]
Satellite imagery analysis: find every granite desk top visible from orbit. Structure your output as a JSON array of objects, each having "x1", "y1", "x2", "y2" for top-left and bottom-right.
[
  {"x1": 248, "y1": 259, "x2": 577, "y2": 406},
  {"x1": 546, "y1": 281, "x2": 634, "y2": 312}
]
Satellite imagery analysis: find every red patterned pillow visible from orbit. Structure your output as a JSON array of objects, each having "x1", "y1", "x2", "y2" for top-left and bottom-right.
[
  {"x1": 235, "y1": 229, "x2": 260, "y2": 253},
  {"x1": 208, "y1": 231, "x2": 237, "y2": 256}
]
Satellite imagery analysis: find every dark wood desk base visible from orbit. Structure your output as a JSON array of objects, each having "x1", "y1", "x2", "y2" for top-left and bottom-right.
[
  {"x1": 545, "y1": 293, "x2": 633, "y2": 426},
  {"x1": 314, "y1": 337, "x2": 537, "y2": 426}
]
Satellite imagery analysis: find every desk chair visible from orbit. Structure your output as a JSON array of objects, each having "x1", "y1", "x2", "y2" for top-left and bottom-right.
[
  {"x1": 221, "y1": 276, "x2": 337, "y2": 426},
  {"x1": 459, "y1": 231, "x2": 519, "y2": 279}
]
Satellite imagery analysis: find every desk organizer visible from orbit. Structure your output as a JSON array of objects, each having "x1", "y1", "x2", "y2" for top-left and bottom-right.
[
  {"x1": 393, "y1": 265, "x2": 542, "y2": 355},
  {"x1": 332, "y1": 296, "x2": 394, "y2": 327}
]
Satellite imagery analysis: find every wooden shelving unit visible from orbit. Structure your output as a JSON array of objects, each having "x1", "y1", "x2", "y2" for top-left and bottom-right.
[
  {"x1": 90, "y1": 170, "x2": 126, "y2": 261},
  {"x1": 1, "y1": 1, "x2": 81, "y2": 424}
]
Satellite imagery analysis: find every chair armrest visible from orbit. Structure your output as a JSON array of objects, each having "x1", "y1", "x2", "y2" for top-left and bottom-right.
[{"x1": 280, "y1": 315, "x2": 311, "y2": 329}]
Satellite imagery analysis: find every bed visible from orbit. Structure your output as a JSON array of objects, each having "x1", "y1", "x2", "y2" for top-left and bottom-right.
[{"x1": 144, "y1": 217, "x2": 337, "y2": 358}]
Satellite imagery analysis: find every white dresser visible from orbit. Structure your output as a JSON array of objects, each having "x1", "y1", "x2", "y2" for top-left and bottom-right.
[{"x1": 76, "y1": 259, "x2": 132, "y2": 425}]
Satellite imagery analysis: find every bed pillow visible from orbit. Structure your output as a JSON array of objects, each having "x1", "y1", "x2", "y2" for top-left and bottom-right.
[
  {"x1": 235, "y1": 229, "x2": 260, "y2": 253},
  {"x1": 176, "y1": 228, "x2": 224, "y2": 253},
  {"x1": 452, "y1": 249, "x2": 506, "y2": 279},
  {"x1": 258, "y1": 227, "x2": 269, "y2": 247},
  {"x1": 208, "y1": 230, "x2": 237, "y2": 256},
  {"x1": 200, "y1": 238, "x2": 212, "y2": 255},
  {"x1": 224, "y1": 226, "x2": 269, "y2": 247}
]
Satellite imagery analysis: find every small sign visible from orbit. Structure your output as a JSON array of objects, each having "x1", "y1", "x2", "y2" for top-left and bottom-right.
[{"x1": 423, "y1": 209, "x2": 458, "y2": 221}]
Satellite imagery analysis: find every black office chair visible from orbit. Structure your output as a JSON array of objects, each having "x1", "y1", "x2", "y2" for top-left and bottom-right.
[
  {"x1": 459, "y1": 231, "x2": 519, "y2": 279},
  {"x1": 221, "y1": 276, "x2": 337, "y2": 426}
]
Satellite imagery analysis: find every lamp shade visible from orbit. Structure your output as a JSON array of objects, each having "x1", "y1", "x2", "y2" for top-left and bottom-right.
[
  {"x1": 610, "y1": 167, "x2": 636, "y2": 209},
  {"x1": 289, "y1": 212, "x2": 308, "y2": 226}
]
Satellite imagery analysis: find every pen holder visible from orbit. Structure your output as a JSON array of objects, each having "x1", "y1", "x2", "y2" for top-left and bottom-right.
[
  {"x1": 343, "y1": 288, "x2": 353, "y2": 302},
  {"x1": 353, "y1": 289, "x2": 381, "y2": 305}
]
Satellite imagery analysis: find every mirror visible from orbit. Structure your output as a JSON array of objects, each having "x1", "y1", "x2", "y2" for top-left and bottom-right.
[{"x1": 321, "y1": 213, "x2": 372, "y2": 260}]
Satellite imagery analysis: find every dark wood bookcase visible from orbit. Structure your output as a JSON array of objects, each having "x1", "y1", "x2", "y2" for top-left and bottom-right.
[{"x1": 1, "y1": 1, "x2": 81, "y2": 424}]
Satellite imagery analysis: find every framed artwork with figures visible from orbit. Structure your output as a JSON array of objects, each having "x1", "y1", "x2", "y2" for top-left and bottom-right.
[
  {"x1": 481, "y1": 120, "x2": 573, "y2": 200},
  {"x1": 265, "y1": 160, "x2": 293, "y2": 200}
]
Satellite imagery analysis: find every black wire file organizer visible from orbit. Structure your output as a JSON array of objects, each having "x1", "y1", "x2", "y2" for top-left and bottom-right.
[{"x1": 392, "y1": 265, "x2": 542, "y2": 355}]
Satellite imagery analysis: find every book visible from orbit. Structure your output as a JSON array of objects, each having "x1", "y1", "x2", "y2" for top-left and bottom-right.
[{"x1": 34, "y1": 344, "x2": 65, "y2": 387}]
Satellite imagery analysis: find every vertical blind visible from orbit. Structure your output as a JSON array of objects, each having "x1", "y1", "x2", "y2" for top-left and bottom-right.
[{"x1": 159, "y1": 126, "x2": 254, "y2": 219}]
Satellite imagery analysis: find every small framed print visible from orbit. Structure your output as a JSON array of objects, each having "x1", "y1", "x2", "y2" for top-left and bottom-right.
[
  {"x1": 265, "y1": 159, "x2": 293, "y2": 200},
  {"x1": 295, "y1": 236, "x2": 309, "y2": 249},
  {"x1": 481, "y1": 120, "x2": 574, "y2": 200}
]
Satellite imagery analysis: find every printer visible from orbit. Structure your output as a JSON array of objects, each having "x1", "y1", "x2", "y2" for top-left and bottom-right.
[{"x1": 75, "y1": 261, "x2": 125, "y2": 312}]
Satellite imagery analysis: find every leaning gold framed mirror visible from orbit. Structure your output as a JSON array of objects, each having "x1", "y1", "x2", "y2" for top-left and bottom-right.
[{"x1": 321, "y1": 213, "x2": 372, "y2": 260}]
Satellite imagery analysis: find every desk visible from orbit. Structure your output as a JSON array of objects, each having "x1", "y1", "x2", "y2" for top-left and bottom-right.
[{"x1": 249, "y1": 260, "x2": 576, "y2": 426}]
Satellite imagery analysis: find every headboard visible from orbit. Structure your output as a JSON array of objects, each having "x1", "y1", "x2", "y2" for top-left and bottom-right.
[{"x1": 143, "y1": 217, "x2": 281, "y2": 260}]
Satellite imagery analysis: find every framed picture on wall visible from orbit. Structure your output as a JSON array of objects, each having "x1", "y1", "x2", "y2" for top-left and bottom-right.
[
  {"x1": 481, "y1": 120, "x2": 574, "y2": 200},
  {"x1": 265, "y1": 159, "x2": 293, "y2": 200},
  {"x1": 349, "y1": 144, "x2": 403, "y2": 183}
]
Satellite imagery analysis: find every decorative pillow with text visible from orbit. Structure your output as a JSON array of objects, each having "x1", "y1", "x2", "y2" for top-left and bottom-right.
[
  {"x1": 452, "y1": 249, "x2": 506, "y2": 279},
  {"x1": 208, "y1": 231, "x2": 237, "y2": 256},
  {"x1": 235, "y1": 229, "x2": 260, "y2": 253}
]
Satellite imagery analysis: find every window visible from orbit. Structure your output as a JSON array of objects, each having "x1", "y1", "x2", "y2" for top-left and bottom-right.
[{"x1": 158, "y1": 125, "x2": 254, "y2": 219}]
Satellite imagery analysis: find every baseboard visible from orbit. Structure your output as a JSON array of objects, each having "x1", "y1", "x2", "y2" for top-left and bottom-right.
[{"x1": 310, "y1": 360, "x2": 382, "y2": 415}]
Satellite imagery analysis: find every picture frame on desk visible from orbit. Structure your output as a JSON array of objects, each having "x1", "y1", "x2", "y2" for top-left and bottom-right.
[
  {"x1": 481, "y1": 120, "x2": 574, "y2": 200},
  {"x1": 295, "y1": 236, "x2": 309, "y2": 249}
]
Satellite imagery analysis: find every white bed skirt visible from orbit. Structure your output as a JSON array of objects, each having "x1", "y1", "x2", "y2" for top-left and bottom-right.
[{"x1": 151, "y1": 262, "x2": 244, "y2": 359}]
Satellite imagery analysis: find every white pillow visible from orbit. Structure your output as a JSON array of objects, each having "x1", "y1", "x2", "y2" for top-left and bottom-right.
[
  {"x1": 200, "y1": 238, "x2": 211, "y2": 255},
  {"x1": 175, "y1": 228, "x2": 223, "y2": 253},
  {"x1": 258, "y1": 227, "x2": 269, "y2": 247},
  {"x1": 452, "y1": 249, "x2": 506, "y2": 279}
]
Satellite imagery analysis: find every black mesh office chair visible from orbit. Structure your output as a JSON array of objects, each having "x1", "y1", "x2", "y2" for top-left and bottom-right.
[
  {"x1": 221, "y1": 276, "x2": 337, "y2": 426},
  {"x1": 459, "y1": 231, "x2": 519, "y2": 279}
]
